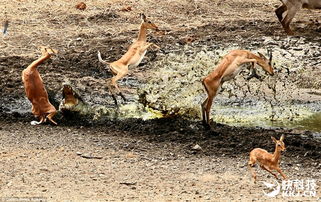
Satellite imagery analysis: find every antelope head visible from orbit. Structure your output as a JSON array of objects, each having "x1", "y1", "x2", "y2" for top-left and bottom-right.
[
  {"x1": 257, "y1": 50, "x2": 274, "y2": 76},
  {"x1": 39, "y1": 46, "x2": 58, "y2": 56},
  {"x1": 140, "y1": 13, "x2": 159, "y2": 31},
  {"x1": 272, "y1": 134, "x2": 286, "y2": 152}
]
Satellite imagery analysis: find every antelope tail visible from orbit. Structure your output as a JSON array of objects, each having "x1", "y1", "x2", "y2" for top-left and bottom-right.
[{"x1": 97, "y1": 51, "x2": 109, "y2": 65}]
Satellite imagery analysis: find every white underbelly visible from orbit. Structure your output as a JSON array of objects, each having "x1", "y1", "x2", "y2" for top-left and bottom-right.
[
  {"x1": 222, "y1": 67, "x2": 242, "y2": 82},
  {"x1": 131, "y1": 50, "x2": 147, "y2": 68}
]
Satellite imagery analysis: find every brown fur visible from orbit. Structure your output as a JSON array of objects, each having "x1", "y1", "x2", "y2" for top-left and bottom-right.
[
  {"x1": 201, "y1": 50, "x2": 274, "y2": 126},
  {"x1": 248, "y1": 135, "x2": 287, "y2": 182},
  {"x1": 22, "y1": 46, "x2": 58, "y2": 125},
  {"x1": 98, "y1": 14, "x2": 159, "y2": 105}
]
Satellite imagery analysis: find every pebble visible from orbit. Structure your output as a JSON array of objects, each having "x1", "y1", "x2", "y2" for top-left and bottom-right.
[{"x1": 192, "y1": 144, "x2": 202, "y2": 150}]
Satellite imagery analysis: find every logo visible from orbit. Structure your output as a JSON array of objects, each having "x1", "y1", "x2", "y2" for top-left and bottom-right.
[
  {"x1": 263, "y1": 180, "x2": 280, "y2": 197},
  {"x1": 262, "y1": 179, "x2": 318, "y2": 198}
]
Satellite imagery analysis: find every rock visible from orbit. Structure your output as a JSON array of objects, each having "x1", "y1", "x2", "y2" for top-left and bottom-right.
[{"x1": 192, "y1": 144, "x2": 202, "y2": 150}]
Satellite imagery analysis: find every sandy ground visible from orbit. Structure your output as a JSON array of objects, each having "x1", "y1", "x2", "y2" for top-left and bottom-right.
[{"x1": 0, "y1": 117, "x2": 320, "y2": 201}]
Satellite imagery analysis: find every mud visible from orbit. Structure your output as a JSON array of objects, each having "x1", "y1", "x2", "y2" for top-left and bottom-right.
[{"x1": 0, "y1": 0, "x2": 320, "y2": 200}]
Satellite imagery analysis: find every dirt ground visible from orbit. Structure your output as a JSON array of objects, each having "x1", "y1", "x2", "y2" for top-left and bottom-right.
[
  {"x1": 0, "y1": 117, "x2": 321, "y2": 201},
  {"x1": 0, "y1": 0, "x2": 321, "y2": 201}
]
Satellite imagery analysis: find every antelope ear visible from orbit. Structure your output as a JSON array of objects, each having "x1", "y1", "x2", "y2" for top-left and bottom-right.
[
  {"x1": 268, "y1": 49, "x2": 273, "y2": 61},
  {"x1": 280, "y1": 134, "x2": 285, "y2": 141},
  {"x1": 140, "y1": 13, "x2": 147, "y2": 22},
  {"x1": 271, "y1": 136, "x2": 277, "y2": 143},
  {"x1": 48, "y1": 48, "x2": 58, "y2": 55}
]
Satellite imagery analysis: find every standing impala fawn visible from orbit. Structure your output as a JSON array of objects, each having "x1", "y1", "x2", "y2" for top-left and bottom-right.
[
  {"x1": 201, "y1": 50, "x2": 274, "y2": 126},
  {"x1": 98, "y1": 13, "x2": 159, "y2": 106},
  {"x1": 275, "y1": 0, "x2": 321, "y2": 35},
  {"x1": 22, "y1": 46, "x2": 58, "y2": 125},
  {"x1": 248, "y1": 135, "x2": 287, "y2": 182}
]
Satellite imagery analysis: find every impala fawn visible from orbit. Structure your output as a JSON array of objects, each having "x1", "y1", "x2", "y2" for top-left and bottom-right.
[
  {"x1": 248, "y1": 135, "x2": 287, "y2": 182},
  {"x1": 22, "y1": 46, "x2": 58, "y2": 125},
  {"x1": 98, "y1": 13, "x2": 159, "y2": 106},
  {"x1": 275, "y1": 0, "x2": 321, "y2": 34},
  {"x1": 201, "y1": 50, "x2": 274, "y2": 126}
]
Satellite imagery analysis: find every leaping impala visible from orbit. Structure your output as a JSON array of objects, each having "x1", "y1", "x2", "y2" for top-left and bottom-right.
[
  {"x1": 22, "y1": 46, "x2": 58, "y2": 125},
  {"x1": 248, "y1": 135, "x2": 287, "y2": 182},
  {"x1": 98, "y1": 13, "x2": 160, "y2": 106},
  {"x1": 201, "y1": 50, "x2": 274, "y2": 126},
  {"x1": 275, "y1": 0, "x2": 321, "y2": 35}
]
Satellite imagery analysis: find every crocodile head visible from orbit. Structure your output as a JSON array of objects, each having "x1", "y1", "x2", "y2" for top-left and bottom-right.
[{"x1": 60, "y1": 83, "x2": 83, "y2": 110}]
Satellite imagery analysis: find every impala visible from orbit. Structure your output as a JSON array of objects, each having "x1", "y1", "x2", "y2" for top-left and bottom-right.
[
  {"x1": 98, "y1": 13, "x2": 159, "y2": 106},
  {"x1": 275, "y1": 0, "x2": 321, "y2": 34},
  {"x1": 201, "y1": 50, "x2": 274, "y2": 126},
  {"x1": 22, "y1": 46, "x2": 58, "y2": 125},
  {"x1": 248, "y1": 135, "x2": 287, "y2": 182}
]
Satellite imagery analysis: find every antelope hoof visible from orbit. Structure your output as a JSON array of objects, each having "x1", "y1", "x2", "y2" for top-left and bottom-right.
[
  {"x1": 48, "y1": 118, "x2": 57, "y2": 125},
  {"x1": 202, "y1": 118, "x2": 208, "y2": 125},
  {"x1": 202, "y1": 122, "x2": 211, "y2": 130},
  {"x1": 285, "y1": 29, "x2": 294, "y2": 35}
]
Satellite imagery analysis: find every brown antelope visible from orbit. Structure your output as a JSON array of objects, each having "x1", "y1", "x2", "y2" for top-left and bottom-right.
[
  {"x1": 248, "y1": 135, "x2": 287, "y2": 182},
  {"x1": 98, "y1": 13, "x2": 159, "y2": 106},
  {"x1": 275, "y1": 0, "x2": 321, "y2": 35},
  {"x1": 201, "y1": 50, "x2": 274, "y2": 126},
  {"x1": 22, "y1": 46, "x2": 58, "y2": 125}
]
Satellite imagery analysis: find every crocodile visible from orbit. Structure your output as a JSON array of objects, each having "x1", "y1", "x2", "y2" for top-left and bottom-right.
[{"x1": 59, "y1": 83, "x2": 91, "y2": 117}]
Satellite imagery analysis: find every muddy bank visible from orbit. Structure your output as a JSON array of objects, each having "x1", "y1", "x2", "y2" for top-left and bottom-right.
[
  {"x1": 1, "y1": 111, "x2": 321, "y2": 164},
  {"x1": 1, "y1": 36, "x2": 321, "y2": 132},
  {"x1": 1, "y1": 0, "x2": 321, "y2": 151},
  {"x1": 1, "y1": 1, "x2": 321, "y2": 131}
]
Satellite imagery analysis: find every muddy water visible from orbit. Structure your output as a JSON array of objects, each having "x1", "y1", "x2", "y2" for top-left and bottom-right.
[
  {"x1": 212, "y1": 101, "x2": 321, "y2": 132},
  {"x1": 3, "y1": 95, "x2": 321, "y2": 133},
  {"x1": 1, "y1": 37, "x2": 320, "y2": 133},
  {"x1": 139, "y1": 37, "x2": 321, "y2": 133},
  {"x1": 281, "y1": 112, "x2": 321, "y2": 132}
]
